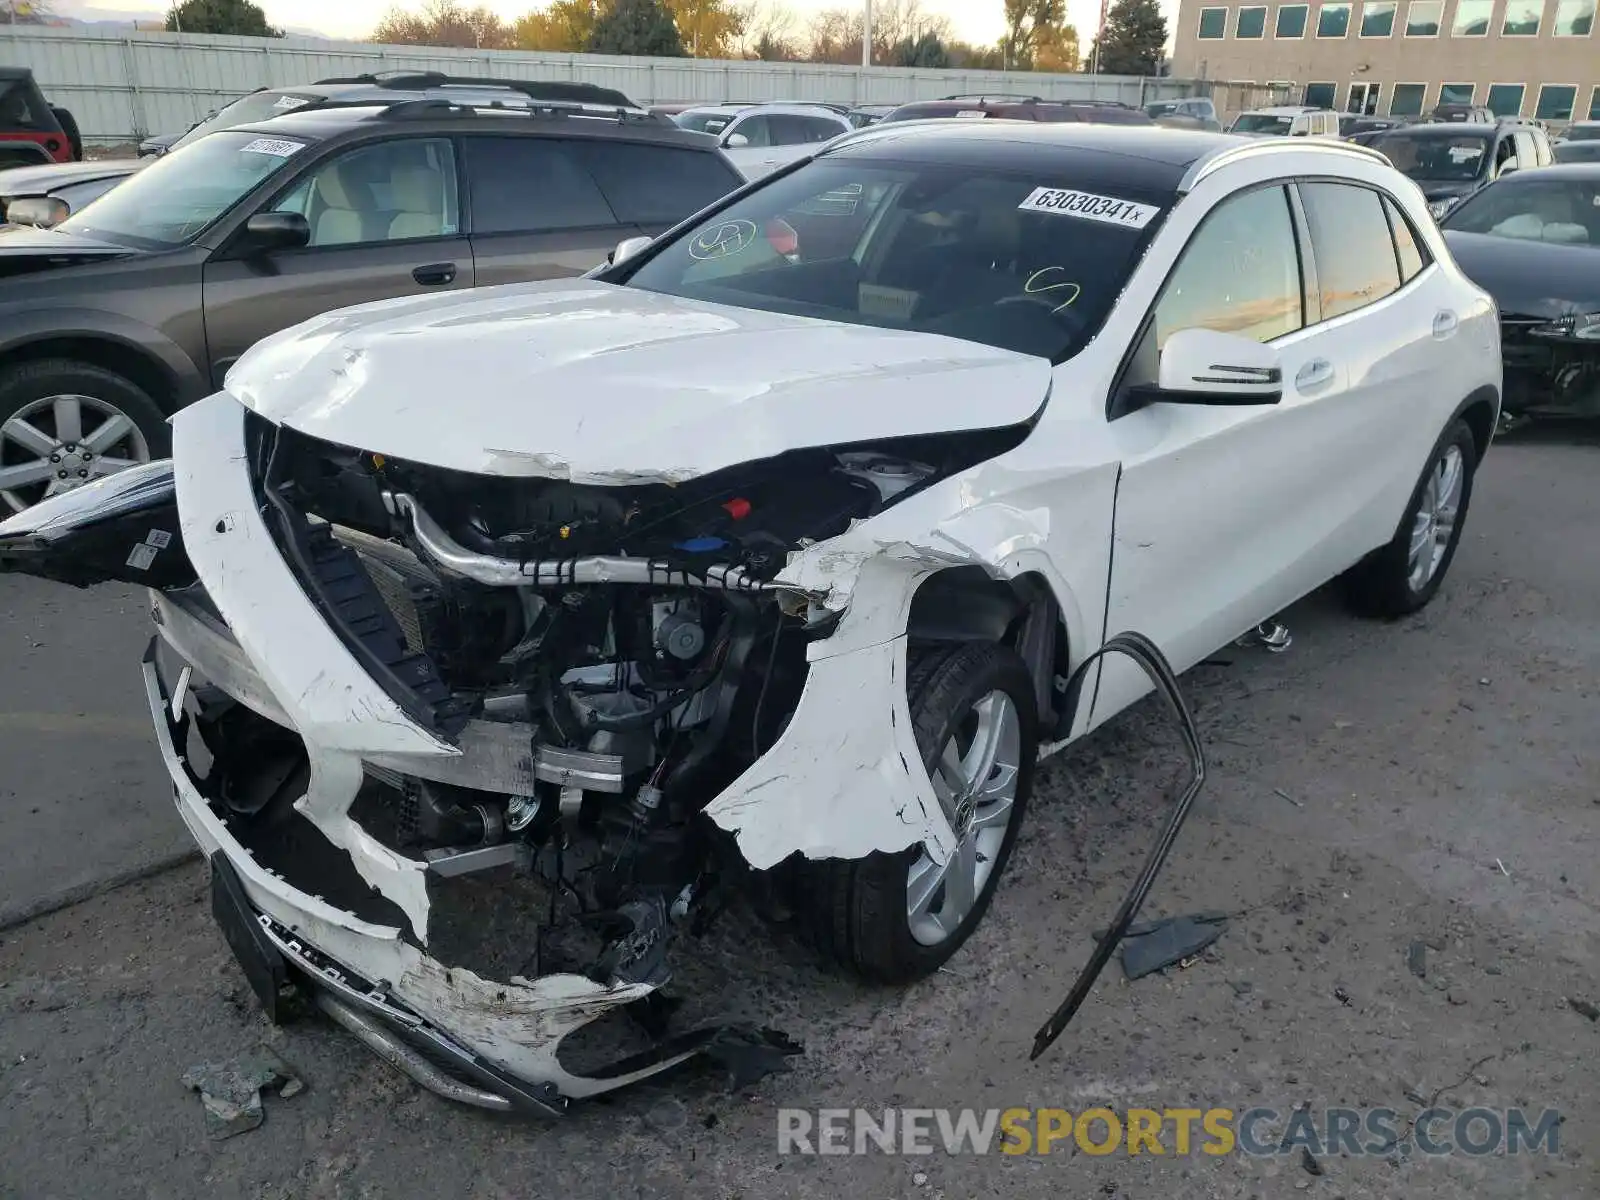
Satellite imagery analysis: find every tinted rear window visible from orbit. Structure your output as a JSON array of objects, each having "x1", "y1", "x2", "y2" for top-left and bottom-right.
[
  {"x1": 464, "y1": 137, "x2": 616, "y2": 234},
  {"x1": 571, "y1": 141, "x2": 742, "y2": 226}
]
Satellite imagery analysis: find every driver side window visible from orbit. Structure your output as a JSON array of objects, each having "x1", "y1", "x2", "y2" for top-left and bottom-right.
[
  {"x1": 1153, "y1": 185, "x2": 1304, "y2": 348},
  {"x1": 273, "y1": 138, "x2": 459, "y2": 249},
  {"x1": 1117, "y1": 185, "x2": 1304, "y2": 411}
]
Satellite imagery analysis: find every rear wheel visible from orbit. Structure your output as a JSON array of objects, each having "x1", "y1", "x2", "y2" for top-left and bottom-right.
[
  {"x1": 0, "y1": 360, "x2": 169, "y2": 515},
  {"x1": 803, "y1": 641, "x2": 1037, "y2": 983},
  {"x1": 1342, "y1": 418, "x2": 1477, "y2": 618}
]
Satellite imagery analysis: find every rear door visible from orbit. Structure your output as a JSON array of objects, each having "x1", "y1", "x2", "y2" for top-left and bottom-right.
[
  {"x1": 201, "y1": 135, "x2": 473, "y2": 385},
  {"x1": 460, "y1": 135, "x2": 631, "y2": 285}
]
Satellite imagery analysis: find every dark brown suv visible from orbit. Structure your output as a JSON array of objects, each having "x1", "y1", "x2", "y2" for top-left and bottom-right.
[{"x1": 0, "y1": 91, "x2": 742, "y2": 513}]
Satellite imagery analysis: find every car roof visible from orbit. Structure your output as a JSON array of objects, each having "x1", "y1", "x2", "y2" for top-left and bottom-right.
[
  {"x1": 1377, "y1": 123, "x2": 1496, "y2": 138},
  {"x1": 0, "y1": 159, "x2": 141, "y2": 193},
  {"x1": 228, "y1": 101, "x2": 721, "y2": 149},
  {"x1": 1243, "y1": 106, "x2": 1322, "y2": 116},
  {"x1": 824, "y1": 120, "x2": 1249, "y2": 191},
  {"x1": 1495, "y1": 161, "x2": 1600, "y2": 178},
  {"x1": 678, "y1": 104, "x2": 748, "y2": 116}
]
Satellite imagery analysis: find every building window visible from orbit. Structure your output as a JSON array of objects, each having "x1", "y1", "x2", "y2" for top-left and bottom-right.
[
  {"x1": 1486, "y1": 83, "x2": 1526, "y2": 115},
  {"x1": 1304, "y1": 82, "x2": 1337, "y2": 106},
  {"x1": 1198, "y1": 6, "x2": 1228, "y2": 36},
  {"x1": 1276, "y1": 3, "x2": 1310, "y2": 34},
  {"x1": 1552, "y1": 0, "x2": 1595, "y2": 33},
  {"x1": 1317, "y1": 2, "x2": 1353, "y2": 34},
  {"x1": 1236, "y1": 5, "x2": 1268, "y2": 35},
  {"x1": 1451, "y1": 0, "x2": 1493, "y2": 32},
  {"x1": 1501, "y1": 0, "x2": 1544, "y2": 34},
  {"x1": 1438, "y1": 82, "x2": 1476, "y2": 104},
  {"x1": 1591, "y1": 85, "x2": 1600, "y2": 119},
  {"x1": 1359, "y1": 1, "x2": 1398, "y2": 33},
  {"x1": 1389, "y1": 82, "x2": 1428, "y2": 114},
  {"x1": 1536, "y1": 84, "x2": 1577, "y2": 120},
  {"x1": 1405, "y1": 0, "x2": 1442, "y2": 32}
]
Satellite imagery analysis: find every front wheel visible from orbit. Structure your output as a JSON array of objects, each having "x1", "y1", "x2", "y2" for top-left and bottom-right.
[
  {"x1": 802, "y1": 641, "x2": 1037, "y2": 983},
  {"x1": 1342, "y1": 418, "x2": 1477, "y2": 618}
]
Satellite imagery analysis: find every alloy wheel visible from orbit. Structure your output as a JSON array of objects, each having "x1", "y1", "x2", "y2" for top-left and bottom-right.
[
  {"x1": 0, "y1": 393, "x2": 151, "y2": 514},
  {"x1": 906, "y1": 689, "x2": 1022, "y2": 947},
  {"x1": 1406, "y1": 443, "x2": 1464, "y2": 592}
]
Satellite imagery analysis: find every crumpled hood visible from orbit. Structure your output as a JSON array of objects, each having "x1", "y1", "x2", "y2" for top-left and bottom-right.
[{"x1": 224, "y1": 280, "x2": 1052, "y2": 483}]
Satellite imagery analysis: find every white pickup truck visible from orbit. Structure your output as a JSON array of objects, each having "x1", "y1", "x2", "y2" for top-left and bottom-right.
[{"x1": 674, "y1": 102, "x2": 855, "y2": 180}]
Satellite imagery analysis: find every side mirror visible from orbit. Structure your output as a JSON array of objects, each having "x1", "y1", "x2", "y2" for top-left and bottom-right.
[
  {"x1": 1134, "y1": 328, "x2": 1284, "y2": 406},
  {"x1": 1496, "y1": 161, "x2": 1518, "y2": 177},
  {"x1": 4, "y1": 196, "x2": 69, "y2": 229},
  {"x1": 724, "y1": 132, "x2": 751, "y2": 148},
  {"x1": 237, "y1": 211, "x2": 310, "y2": 255},
  {"x1": 1290, "y1": 127, "x2": 1310, "y2": 136},
  {"x1": 609, "y1": 235, "x2": 653, "y2": 266}
]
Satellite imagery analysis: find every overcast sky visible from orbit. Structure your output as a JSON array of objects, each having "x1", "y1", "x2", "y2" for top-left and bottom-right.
[{"x1": 78, "y1": 1, "x2": 1148, "y2": 48}]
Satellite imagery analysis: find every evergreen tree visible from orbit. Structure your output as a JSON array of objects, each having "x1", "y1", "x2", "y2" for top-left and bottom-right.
[
  {"x1": 587, "y1": 0, "x2": 686, "y2": 56},
  {"x1": 166, "y1": 0, "x2": 282, "y2": 37},
  {"x1": 1094, "y1": 0, "x2": 1167, "y2": 75}
]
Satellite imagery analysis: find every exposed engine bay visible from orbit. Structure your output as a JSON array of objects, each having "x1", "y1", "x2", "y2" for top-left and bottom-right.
[{"x1": 19, "y1": 404, "x2": 1034, "y2": 1109}]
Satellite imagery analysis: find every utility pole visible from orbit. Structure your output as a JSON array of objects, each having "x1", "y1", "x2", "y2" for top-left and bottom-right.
[{"x1": 862, "y1": 0, "x2": 872, "y2": 67}]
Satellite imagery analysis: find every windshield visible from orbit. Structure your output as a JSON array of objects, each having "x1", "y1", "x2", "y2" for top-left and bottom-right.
[
  {"x1": 169, "y1": 90, "x2": 317, "y2": 153},
  {"x1": 621, "y1": 157, "x2": 1168, "y2": 363},
  {"x1": 1371, "y1": 132, "x2": 1490, "y2": 181},
  {"x1": 676, "y1": 111, "x2": 737, "y2": 135},
  {"x1": 1230, "y1": 113, "x2": 1293, "y2": 135},
  {"x1": 1443, "y1": 177, "x2": 1600, "y2": 245},
  {"x1": 1566, "y1": 124, "x2": 1600, "y2": 142},
  {"x1": 58, "y1": 130, "x2": 307, "y2": 248}
]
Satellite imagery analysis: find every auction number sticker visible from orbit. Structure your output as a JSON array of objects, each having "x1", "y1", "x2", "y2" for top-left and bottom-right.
[
  {"x1": 240, "y1": 137, "x2": 306, "y2": 158},
  {"x1": 273, "y1": 94, "x2": 310, "y2": 109},
  {"x1": 1018, "y1": 187, "x2": 1160, "y2": 229}
]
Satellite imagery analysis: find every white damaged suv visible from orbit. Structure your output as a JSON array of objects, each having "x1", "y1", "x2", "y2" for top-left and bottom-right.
[{"x1": 0, "y1": 122, "x2": 1500, "y2": 1111}]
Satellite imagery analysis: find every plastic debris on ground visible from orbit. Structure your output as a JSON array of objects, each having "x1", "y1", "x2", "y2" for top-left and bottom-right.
[{"x1": 180, "y1": 1045, "x2": 303, "y2": 1140}]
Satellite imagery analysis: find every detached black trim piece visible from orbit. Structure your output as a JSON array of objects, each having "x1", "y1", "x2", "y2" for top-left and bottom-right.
[{"x1": 1031, "y1": 630, "x2": 1207, "y2": 1061}]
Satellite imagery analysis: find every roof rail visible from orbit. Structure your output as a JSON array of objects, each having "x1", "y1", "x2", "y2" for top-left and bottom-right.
[
  {"x1": 375, "y1": 97, "x2": 669, "y2": 126},
  {"x1": 313, "y1": 72, "x2": 641, "y2": 111},
  {"x1": 1182, "y1": 137, "x2": 1391, "y2": 191},
  {"x1": 1060, "y1": 98, "x2": 1134, "y2": 108},
  {"x1": 940, "y1": 92, "x2": 1043, "y2": 103}
]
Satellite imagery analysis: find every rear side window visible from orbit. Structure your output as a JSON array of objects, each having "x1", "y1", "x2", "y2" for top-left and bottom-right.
[
  {"x1": 570, "y1": 141, "x2": 742, "y2": 226},
  {"x1": 768, "y1": 114, "x2": 844, "y2": 144},
  {"x1": 1297, "y1": 182, "x2": 1401, "y2": 319},
  {"x1": 463, "y1": 137, "x2": 616, "y2": 234},
  {"x1": 1382, "y1": 195, "x2": 1429, "y2": 281}
]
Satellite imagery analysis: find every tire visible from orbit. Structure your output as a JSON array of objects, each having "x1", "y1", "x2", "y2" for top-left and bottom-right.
[
  {"x1": 49, "y1": 106, "x2": 83, "y2": 162},
  {"x1": 1342, "y1": 418, "x2": 1477, "y2": 618},
  {"x1": 802, "y1": 641, "x2": 1038, "y2": 983},
  {"x1": 0, "y1": 360, "x2": 169, "y2": 515}
]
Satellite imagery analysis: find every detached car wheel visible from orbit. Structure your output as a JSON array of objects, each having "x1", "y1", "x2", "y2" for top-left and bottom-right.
[
  {"x1": 805, "y1": 641, "x2": 1037, "y2": 983},
  {"x1": 1343, "y1": 418, "x2": 1477, "y2": 618},
  {"x1": 0, "y1": 360, "x2": 169, "y2": 515}
]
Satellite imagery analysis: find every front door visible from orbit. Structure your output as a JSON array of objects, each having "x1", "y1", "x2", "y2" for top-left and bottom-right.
[
  {"x1": 201, "y1": 136, "x2": 474, "y2": 385},
  {"x1": 1348, "y1": 82, "x2": 1380, "y2": 115},
  {"x1": 1095, "y1": 183, "x2": 1342, "y2": 725}
]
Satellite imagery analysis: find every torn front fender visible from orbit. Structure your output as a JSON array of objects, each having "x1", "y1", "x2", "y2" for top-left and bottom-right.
[{"x1": 704, "y1": 554, "x2": 960, "y2": 870}]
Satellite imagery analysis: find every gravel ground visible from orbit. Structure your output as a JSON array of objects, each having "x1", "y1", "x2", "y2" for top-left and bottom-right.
[{"x1": 1, "y1": 431, "x2": 1596, "y2": 1199}]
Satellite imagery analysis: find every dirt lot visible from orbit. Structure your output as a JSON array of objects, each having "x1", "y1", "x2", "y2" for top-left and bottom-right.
[{"x1": 1, "y1": 431, "x2": 1596, "y2": 1200}]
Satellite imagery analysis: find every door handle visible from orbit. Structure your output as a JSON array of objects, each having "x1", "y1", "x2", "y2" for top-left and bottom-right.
[
  {"x1": 1432, "y1": 309, "x2": 1459, "y2": 339},
  {"x1": 1295, "y1": 358, "x2": 1335, "y2": 391},
  {"x1": 413, "y1": 262, "x2": 457, "y2": 286}
]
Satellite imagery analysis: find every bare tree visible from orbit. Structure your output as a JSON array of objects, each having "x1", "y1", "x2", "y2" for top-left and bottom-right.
[
  {"x1": 732, "y1": 0, "x2": 798, "y2": 58},
  {"x1": 804, "y1": 0, "x2": 949, "y2": 64}
]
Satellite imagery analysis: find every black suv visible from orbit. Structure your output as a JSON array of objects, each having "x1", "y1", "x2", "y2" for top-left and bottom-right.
[
  {"x1": 1364, "y1": 120, "x2": 1553, "y2": 218},
  {"x1": 0, "y1": 92, "x2": 743, "y2": 513}
]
